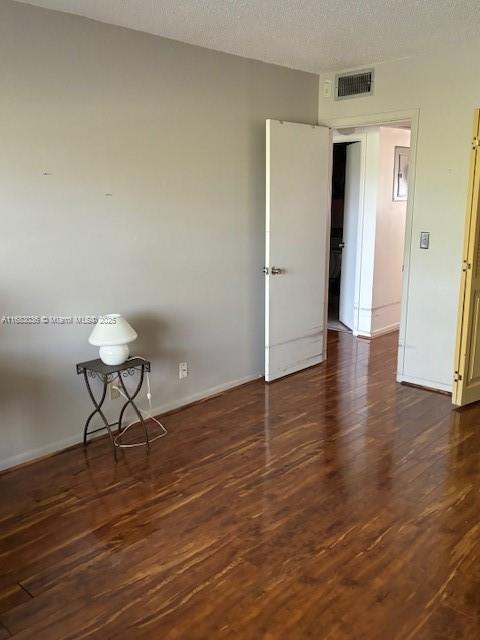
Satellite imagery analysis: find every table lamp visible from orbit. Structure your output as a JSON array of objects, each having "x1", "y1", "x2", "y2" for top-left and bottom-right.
[{"x1": 88, "y1": 314, "x2": 137, "y2": 365}]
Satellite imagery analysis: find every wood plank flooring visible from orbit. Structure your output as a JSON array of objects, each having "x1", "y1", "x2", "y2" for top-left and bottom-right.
[{"x1": 1, "y1": 331, "x2": 480, "y2": 638}]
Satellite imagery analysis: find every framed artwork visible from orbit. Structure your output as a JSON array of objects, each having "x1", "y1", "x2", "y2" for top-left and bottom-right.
[{"x1": 393, "y1": 145, "x2": 409, "y2": 201}]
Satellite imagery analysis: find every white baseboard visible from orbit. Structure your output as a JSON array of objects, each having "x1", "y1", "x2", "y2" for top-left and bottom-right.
[
  {"x1": 371, "y1": 323, "x2": 400, "y2": 338},
  {"x1": 0, "y1": 432, "x2": 85, "y2": 473},
  {"x1": 354, "y1": 322, "x2": 400, "y2": 339},
  {"x1": 0, "y1": 372, "x2": 262, "y2": 473},
  {"x1": 148, "y1": 373, "x2": 262, "y2": 418},
  {"x1": 397, "y1": 373, "x2": 452, "y2": 394}
]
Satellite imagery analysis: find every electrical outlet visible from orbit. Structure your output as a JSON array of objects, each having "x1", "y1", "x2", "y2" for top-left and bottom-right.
[
  {"x1": 178, "y1": 362, "x2": 188, "y2": 379},
  {"x1": 109, "y1": 382, "x2": 120, "y2": 400}
]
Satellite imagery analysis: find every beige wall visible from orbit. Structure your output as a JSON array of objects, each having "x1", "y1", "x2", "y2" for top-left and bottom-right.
[
  {"x1": 319, "y1": 45, "x2": 480, "y2": 391},
  {"x1": 0, "y1": 0, "x2": 318, "y2": 469}
]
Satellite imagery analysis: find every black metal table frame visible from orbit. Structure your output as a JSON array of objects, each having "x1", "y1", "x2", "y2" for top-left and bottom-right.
[{"x1": 76, "y1": 358, "x2": 151, "y2": 461}]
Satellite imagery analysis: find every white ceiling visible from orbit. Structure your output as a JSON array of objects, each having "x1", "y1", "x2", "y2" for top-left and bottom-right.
[{"x1": 14, "y1": 0, "x2": 480, "y2": 73}]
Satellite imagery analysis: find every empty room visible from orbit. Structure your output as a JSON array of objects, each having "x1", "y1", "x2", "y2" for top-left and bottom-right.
[{"x1": 2, "y1": 1, "x2": 480, "y2": 638}]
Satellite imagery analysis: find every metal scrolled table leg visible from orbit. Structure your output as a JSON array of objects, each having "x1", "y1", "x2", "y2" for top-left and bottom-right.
[{"x1": 83, "y1": 370, "x2": 118, "y2": 461}]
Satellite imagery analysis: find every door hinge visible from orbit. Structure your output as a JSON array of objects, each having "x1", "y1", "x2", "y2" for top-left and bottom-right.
[
  {"x1": 454, "y1": 371, "x2": 463, "y2": 383},
  {"x1": 462, "y1": 259, "x2": 472, "y2": 272},
  {"x1": 262, "y1": 267, "x2": 269, "y2": 275},
  {"x1": 473, "y1": 137, "x2": 480, "y2": 149}
]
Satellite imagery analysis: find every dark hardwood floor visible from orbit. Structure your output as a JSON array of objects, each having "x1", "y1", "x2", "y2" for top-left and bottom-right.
[{"x1": 1, "y1": 331, "x2": 480, "y2": 639}]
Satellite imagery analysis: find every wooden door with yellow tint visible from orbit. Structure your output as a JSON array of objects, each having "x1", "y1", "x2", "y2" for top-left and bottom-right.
[{"x1": 453, "y1": 109, "x2": 480, "y2": 406}]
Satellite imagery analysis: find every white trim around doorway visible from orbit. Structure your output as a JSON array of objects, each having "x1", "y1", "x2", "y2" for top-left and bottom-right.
[{"x1": 320, "y1": 109, "x2": 420, "y2": 383}]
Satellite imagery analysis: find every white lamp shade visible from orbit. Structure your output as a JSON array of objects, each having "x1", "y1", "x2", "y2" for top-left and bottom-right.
[{"x1": 88, "y1": 314, "x2": 137, "y2": 347}]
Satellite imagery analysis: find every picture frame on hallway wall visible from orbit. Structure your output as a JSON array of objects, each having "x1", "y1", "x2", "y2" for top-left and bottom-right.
[{"x1": 393, "y1": 145, "x2": 409, "y2": 201}]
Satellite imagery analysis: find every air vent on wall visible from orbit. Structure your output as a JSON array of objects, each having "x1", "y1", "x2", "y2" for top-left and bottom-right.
[{"x1": 335, "y1": 69, "x2": 374, "y2": 100}]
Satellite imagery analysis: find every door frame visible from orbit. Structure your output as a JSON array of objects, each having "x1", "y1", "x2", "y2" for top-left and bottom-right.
[
  {"x1": 331, "y1": 133, "x2": 367, "y2": 335},
  {"x1": 321, "y1": 109, "x2": 419, "y2": 382}
]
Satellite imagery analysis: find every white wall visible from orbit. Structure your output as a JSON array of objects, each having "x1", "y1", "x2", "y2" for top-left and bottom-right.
[
  {"x1": 371, "y1": 126, "x2": 411, "y2": 336},
  {"x1": 319, "y1": 43, "x2": 480, "y2": 391},
  {"x1": 0, "y1": 0, "x2": 318, "y2": 469}
]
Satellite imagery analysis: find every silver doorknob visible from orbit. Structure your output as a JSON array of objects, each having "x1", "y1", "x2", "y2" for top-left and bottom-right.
[{"x1": 271, "y1": 266, "x2": 283, "y2": 275}]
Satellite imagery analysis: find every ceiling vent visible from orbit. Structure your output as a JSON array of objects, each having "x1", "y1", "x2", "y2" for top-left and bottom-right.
[{"x1": 335, "y1": 69, "x2": 374, "y2": 100}]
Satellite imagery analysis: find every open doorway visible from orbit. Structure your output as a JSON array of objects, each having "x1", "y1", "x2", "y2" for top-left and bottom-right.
[
  {"x1": 327, "y1": 123, "x2": 412, "y2": 340},
  {"x1": 264, "y1": 116, "x2": 416, "y2": 383},
  {"x1": 328, "y1": 141, "x2": 361, "y2": 333}
]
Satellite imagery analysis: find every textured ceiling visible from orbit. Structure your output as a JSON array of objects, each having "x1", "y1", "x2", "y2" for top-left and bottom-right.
[{"x1": 13, "y1": 0, "x2": 480, "y2": 72}]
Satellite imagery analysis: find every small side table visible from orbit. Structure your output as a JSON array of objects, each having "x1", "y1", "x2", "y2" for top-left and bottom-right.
[{"x1": 76, "y1": 357, "x2": 151, "y2": 461}]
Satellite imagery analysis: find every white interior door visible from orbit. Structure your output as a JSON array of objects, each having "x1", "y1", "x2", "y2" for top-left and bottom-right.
[
  {"x1": 339, "y1": 142, "x2": 362, "y2": 330},
  {"x1": 265, "y1": 119, "x2": 331, "y2": 382}
]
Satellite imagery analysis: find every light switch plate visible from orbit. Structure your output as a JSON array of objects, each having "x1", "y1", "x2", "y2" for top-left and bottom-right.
[{"x1": 420, "y1": 232, "x2": 430, "y2": 249}]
